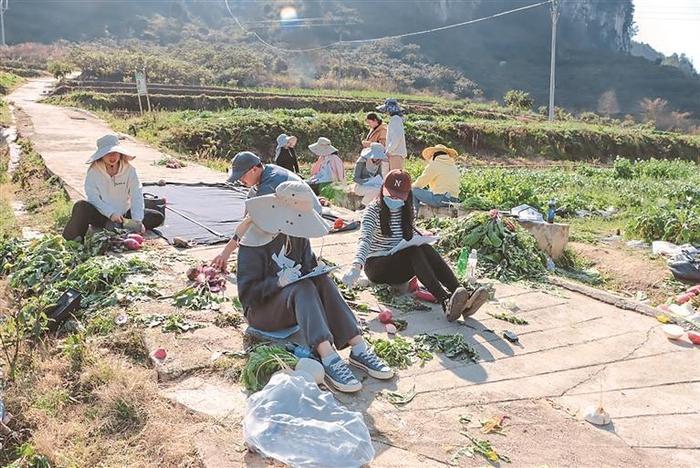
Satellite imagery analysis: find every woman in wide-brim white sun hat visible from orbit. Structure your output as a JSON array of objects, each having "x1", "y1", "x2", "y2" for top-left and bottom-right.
[
  {"x1": 236, "y1": 181, "x2": 394, "y2": 393},
  {"x1": 63, "y1": 134, "x2": 163, "y2": 240}
]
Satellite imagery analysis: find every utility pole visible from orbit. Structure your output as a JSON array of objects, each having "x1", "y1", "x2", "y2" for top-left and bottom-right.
[
  {"x1": 548, "y1": 0, "x2": 559, "y2": 121},
  {"x1": 337, "y1": 31, "x2": 343, "y2": 96},
  {"x1": 0, "y1": 0, "x2": 9, "y2": 47}
]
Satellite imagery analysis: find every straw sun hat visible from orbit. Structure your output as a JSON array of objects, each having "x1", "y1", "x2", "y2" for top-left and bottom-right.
[{"x1": 421, "y1": 144, "x2": 458, "y2": 161}]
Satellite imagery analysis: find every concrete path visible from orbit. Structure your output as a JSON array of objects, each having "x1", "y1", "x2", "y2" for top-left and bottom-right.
[
  {"x1": 5, "y1": 79, "x2": 699, "y2": 467},
  {"x1": 7, "y1": 77, "x2": 224, "y2": 199}
]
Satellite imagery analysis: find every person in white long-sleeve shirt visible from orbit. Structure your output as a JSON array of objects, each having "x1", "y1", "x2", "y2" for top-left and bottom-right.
[
  {"x1": 376, "y1": 98, "x2": 407, "y2": 171},
  {"x1": 63, "y1": 134, "x2": 164, "y2": 240}
]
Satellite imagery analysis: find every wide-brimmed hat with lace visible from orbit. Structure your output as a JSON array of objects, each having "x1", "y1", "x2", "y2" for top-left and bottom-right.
[
  {"x1": 244, "y1": 181, "x2": 330, "y2": 242},
  {"x1": 360, "y1": 142, "x2": 387, "y2": 161},
  {"x1": 85, "y1": 134, "x2": 135, "y2": 164},
  {"x1": 308, "y1": 137, "x2": 338, "y2": 157},
  {"x1": 376, "y1": 98, "x2": 404, "y2": 115}
]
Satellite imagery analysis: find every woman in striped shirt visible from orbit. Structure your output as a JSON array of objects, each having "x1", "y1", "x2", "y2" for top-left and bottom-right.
[{"x1": 343, "y1": 170, "x2": 488, "y2": 321}]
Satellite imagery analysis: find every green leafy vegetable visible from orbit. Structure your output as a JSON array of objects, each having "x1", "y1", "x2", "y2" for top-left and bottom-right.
[
  {"x1": 488, "y1": 311, "x2": 529, "y2": 325},
  {"x1": 415, "y1": 333, "x2": 479, "y2": 361},
  {"x1": 240, "y1": 345, "x2": 298, "y2": 392},
  {"x1": 369, "y1": 336, "x2": 433, "y2": 369},
  {"x1": 380, "y1": 385, "x2": 416, "y2": 406}
]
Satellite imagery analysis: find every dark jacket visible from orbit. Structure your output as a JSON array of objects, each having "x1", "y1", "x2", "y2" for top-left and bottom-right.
[
  {"x1": 275, "y1": 147, "x2": 300, "y2": 174},
  {"x1": 237, "y1": 234, "x2": 317, "y2": 311}
]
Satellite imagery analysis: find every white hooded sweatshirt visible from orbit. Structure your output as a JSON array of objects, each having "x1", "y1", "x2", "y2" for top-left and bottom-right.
[{"x1": 84, "y1": 160, "x2": 145, "y2": 221}]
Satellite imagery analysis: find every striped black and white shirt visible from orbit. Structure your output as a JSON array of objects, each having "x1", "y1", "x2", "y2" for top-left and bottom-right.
[{"x1": 354, "y1": 200, "x2": 407, "y2": 265}]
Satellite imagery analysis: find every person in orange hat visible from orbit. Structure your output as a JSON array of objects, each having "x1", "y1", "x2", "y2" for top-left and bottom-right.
[{"x1": 412, "y1": 144, "x2": 461, "y2": 216}]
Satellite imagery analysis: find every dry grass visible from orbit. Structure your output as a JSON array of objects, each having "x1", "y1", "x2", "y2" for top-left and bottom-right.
[{"x1": 4, "y1": 345, "x2": 205, "y2": 467}]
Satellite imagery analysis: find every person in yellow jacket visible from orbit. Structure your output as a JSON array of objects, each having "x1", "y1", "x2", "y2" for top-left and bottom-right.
[{"x1": 412, "y1": 144, "x2": 461, "y2": 216}]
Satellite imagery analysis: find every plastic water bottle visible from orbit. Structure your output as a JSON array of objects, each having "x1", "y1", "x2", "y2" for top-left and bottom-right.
[
  {"x1": 467, "y1": 249, "x2": 478, "y2": 284},
  {"x1": 547, "y1": 199, "x2": 556, "y2": 224}
]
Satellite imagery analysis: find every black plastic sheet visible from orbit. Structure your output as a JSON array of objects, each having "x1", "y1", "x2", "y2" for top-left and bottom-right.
[{"x1": 143, "y1": 182, "x2": 247, "y2": 245}]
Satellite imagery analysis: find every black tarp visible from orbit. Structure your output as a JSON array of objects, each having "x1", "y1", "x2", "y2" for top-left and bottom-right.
[{"x1": 143, "y1": 182, "x2": 247, "y2": 245}]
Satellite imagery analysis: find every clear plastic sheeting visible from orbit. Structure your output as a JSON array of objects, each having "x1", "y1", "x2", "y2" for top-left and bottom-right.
[{"x1": 244, "y1": 372, "x2": 375, "y2": 467}]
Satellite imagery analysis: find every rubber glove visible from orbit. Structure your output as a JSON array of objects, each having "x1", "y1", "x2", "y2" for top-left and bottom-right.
[
  {"x1": 278, "y1": 264, "x2": 302, "y2": 287},
  {"x1": 342, "y1": 264, "x2": 362, "y2": 288}
]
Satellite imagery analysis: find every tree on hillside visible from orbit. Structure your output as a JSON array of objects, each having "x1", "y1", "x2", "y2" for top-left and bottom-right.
[
  {"x1": 640, "y1": 97, "x2": 695, "y2": 133},
  {"x1": 503, "y1": 90, "x2": 533, "y2": 111},
  {"x1": 597, "y1": 90, "x2": 620, "y2": 116}
]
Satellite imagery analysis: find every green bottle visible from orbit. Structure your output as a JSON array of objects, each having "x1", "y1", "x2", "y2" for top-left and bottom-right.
[{"x1": 456, "y1": 247, "x2": 469, "y2": 278}]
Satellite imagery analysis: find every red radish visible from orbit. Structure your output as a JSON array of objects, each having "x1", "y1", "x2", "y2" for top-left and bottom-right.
[
  {"x1": 688, "y1": 285, "x2": 700, "y2": 294},
  {"x1": 127, "y1": 233, "x2": 144, "y2": 244},
  {"x1": 153, "y1": 348, "x2": 167, "y2": 360},
  {"x1": 415, "y1": 289, "x2": 438, "y2": 303},
  {"x1": 688, "y1": 331, "x2": 700, "y2": 345},
  {"x1": 123, "y1": 238, "x2": 141, "y2": 250},
  {"x1": 385, "y1": 323, "x2": 397, "y2": 334},
  {"x1": 378, "y1": 309, "x2": 393, "y2": 324},
  {"x1": 676, "y1": 293, "x2": 694, "y2": 305},
  {"x1": 408, "y1": 277, "x2": 419, "y2": 293},
  {"x1": 333, "y1": 218, "x2": 345, "y2": 230}
]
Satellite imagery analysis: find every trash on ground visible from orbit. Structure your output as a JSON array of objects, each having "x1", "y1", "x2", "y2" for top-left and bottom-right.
[
  {"x1": 480, "y1": 415, "x2": 510, "y2": 435},
  {"x1": 668, "y1": 246, "x2": 700, "y2": 283},
  {"x1": 415, "y1": 333, "x2": 479, "y2": 361},
  {"x1": 625, "y1": 240, "x2": 649, "y2": 250},
  {"x1": 114, "y1": 312, "x2": 129, "y2": 325},
  {"x1": 652, "y1": 240, "x2": 682, "y2": 257},
  {"x1": 241, "y1": 345, "x2": 298, "y2": 392},
  {"x1": 458, "y1": 431, "x2": 511, "y2": 464},
  {"x1": 152, "y1": 348, "x2": 167, "y2": 361},
  {"x1": 295, "y1": 358, "x2": 325, "y2": 385},
  {"x1": 511, "y1": 204, "x2": 543, "y2": 222},
  {"x1": 656, "y1": 314, "x2": 670, "y2": 324},
  {"x1": 503, "y1": 330, "x2": 519, "y2": 343},
  {"x1": 687, "y1": 331, "x2": 700, "y2": 345},
  {"x1": 379, "y1": 385, "x2": 416, "y2": 406},
  {"x1": 488, "y1": 311, "x2": 529, "y2": 325},
  {"x1": 584, "y1": 405, "x2": 611, "y2": 426},
  {"x1": 244, "y1": 372, "x2": 375, "y2": 466},
  {"x1": 661, "y1": 324, "x2": 685, "y2": 340}
]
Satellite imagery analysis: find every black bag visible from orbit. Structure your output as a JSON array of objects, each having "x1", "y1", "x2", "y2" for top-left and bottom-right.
[{"x1": 144, "y1": 193, "x2": 166, "y2": 215}]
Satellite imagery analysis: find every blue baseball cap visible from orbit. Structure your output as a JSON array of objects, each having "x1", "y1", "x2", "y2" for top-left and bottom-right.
[{"x1": 227, "y1": 151, "x2": 261, "y2": 183}]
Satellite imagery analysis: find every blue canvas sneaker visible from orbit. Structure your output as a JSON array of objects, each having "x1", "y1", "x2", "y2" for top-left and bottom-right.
[
  {"x1": 323, "y1": 356, "x2": 362, "y2": 393},
  {"x1": 349, "y1": 349, "x2": 394, "y2": 380}
]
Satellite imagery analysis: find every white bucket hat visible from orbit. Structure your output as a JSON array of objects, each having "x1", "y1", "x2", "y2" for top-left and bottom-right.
[
  {"x1": 308, "y1": 137, "x2": 338, "y2": 157},
  {"x1": 239, "y1": 221, "x2": 277, "y2": 247},
  {"x1": 360, "y1": 142, "x2": 387, "y2": 161},
  {"x1": 245, "y1": 181, "x2": 330, "y2": 240},
  {"x1": 86, "y1": 134, "x2": 135, "y2": 164}
]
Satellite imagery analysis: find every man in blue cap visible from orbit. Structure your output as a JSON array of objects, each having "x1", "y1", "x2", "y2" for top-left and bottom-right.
[{"x1": 211, "y1": 151, "x2": 321, "y2": 270}]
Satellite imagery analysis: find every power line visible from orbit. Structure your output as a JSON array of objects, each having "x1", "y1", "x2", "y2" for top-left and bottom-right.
[{"x1": 224, "y1": 0, "x2": 552, "y2": 53}]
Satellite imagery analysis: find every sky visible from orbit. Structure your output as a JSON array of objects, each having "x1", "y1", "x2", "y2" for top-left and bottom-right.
[{"x1": 633, "y1": 0, "x2": 700, "y2": 65}]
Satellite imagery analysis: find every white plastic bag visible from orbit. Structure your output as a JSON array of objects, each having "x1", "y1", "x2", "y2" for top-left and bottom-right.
[{"x1": 244, "y1": 372, "x2": 375, "y2": 467}]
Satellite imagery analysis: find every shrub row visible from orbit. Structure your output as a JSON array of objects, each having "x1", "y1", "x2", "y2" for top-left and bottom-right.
[{"x1": 112, "y1": 108, "x2": 700, "y2": 164}]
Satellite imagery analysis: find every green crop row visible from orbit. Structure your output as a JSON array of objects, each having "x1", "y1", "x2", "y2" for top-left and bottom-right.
[{"x1": 97, "y1": 107, "x2": 700, "y2": 164}]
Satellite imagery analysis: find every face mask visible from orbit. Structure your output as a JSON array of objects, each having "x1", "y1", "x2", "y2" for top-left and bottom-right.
[{"x1": 383, "y1": 196, "x2": 404, "y2": 210}]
